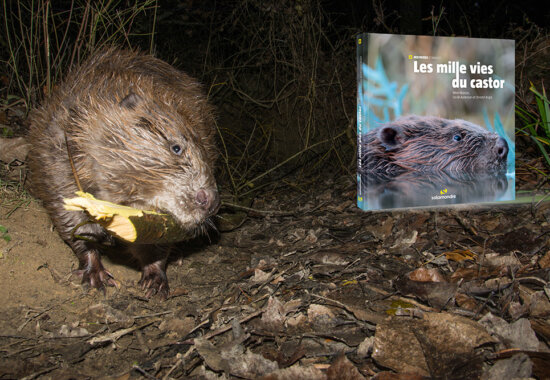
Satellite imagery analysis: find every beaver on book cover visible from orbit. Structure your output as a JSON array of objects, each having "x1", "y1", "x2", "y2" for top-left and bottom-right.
[{"x1": 359, "y1": 115, "x2": 509, "y2": 177}]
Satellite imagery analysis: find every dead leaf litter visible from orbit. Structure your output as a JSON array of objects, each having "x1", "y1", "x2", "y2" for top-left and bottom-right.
[{"x1": 0, "y1": 175, "x2": 549, "y2": 378}]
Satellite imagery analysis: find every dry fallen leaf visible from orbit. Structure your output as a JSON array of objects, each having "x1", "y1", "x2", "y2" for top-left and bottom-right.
[
  {"x1": 409, "y1": 267, "x2": 446, "y2": 283},
  {"x1": 307, "y1": 304, "x2": 337, "y2": 327},
  {"x1": 537, "y1": 250, "x2": 550, "y2": 268},
  {"x1": 260, "y1": 297, "x2": 286, "y2": 331},
  {"x1": 326, "y1": 354, "x2": 366, "y2": 380},
  {"x1": 372, "y1": 312, "x2": 495, "y2": 377},
  {"x1": 395, "y1": 276, "x2": 457, "y2": 309},
  {"x1": 484, "y1": 353, "x2": 533, "y2": 380},
  {"x1": 196, "y1": 338, "x2": 279, "y2": 378},
  {"x1": 482, "y1": 253, "x2": 521, "y2": 268},
  {"x1": 444, "y1": 249, "x2": 477, "y2": 262},
  {"x1": 478, "y1": 313, "x2": 540, "y2": 351},
  {"x1": 259, "y1": 363, "x2": 326, "y2": 380}
]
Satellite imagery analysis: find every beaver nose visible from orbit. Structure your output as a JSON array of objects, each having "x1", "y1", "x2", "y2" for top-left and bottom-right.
[
  {"x1": 196, "y1": 188, "x2": 220, "y2": 216},
  {"x1": 495, "y1": 137, "x2": 508, "y2": 160}
]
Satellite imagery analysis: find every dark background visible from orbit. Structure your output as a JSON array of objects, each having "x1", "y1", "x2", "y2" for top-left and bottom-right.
[{"x1": 1, "y1": 0, "x2": 549, "y2": 195}]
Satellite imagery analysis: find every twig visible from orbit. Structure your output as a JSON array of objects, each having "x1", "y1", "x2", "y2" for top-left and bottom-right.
[
  {"x1": 132, "y1": 310, "x2": 173, "y2": 319},
  {"x1": 162, "y1": 353, "x2": 183, "y2": 380},
  {"x1": 88, "y1": 320, "x2": 157, "y2": 345},
  {"x1": 179, "y1": 308, "x2": 263, "y2": 345},
  {"x1": 221, "y1": 201, "x2": 295, "y2": 216},
  {"x1": 18, "y1": 305, "x2": 57, "y2": 332},
  {"x1": 132, "y1": 365, "x2": 157, "y2": 380},
  {"x1": 20, "y1": 365, "x2": 59, "y2": 380}
]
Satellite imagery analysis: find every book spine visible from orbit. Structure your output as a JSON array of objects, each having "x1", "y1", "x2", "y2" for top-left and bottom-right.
[{"x1": 357, "y1": 34, "x2": 366, "y2": 210}]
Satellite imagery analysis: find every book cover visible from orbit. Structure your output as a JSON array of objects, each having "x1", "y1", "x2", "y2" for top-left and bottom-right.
[{"x1": 357, "y1": 33, "x2": 515, "y2": 210}]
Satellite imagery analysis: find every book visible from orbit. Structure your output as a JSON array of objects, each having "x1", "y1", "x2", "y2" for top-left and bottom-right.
[{"x1": 357, "y1": 33, "x2": 515, "y2": 210}]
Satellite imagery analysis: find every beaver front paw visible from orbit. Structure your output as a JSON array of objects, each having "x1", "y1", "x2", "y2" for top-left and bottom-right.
[
  {"x1": 73, "y1": 250, "x2": 118, "y2": 292},
  {"x1": 139, "y1": 262, "x2": 170, "y2": 300}
]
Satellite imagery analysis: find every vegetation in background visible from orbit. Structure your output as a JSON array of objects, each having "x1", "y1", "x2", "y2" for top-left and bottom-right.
[
  {"x1": 0, "y1": 0, "x2": 157, "y2": 112},
  {"x1": 196, "y1": 0, "x2": 356, "y2": 198},
  {"x1": 1, "y1": 125, "x2": 13, "y2": 138},
  {"x1": 0, "y1": 225, "x2": 10, "y2": 242},
  {"x1": 0, "y1": 0, "x2": 548, "y2": 200},
  {"x1": 0, "y1": 165, "x2": 32, "y2": 217},
  {"x1": 516, "y1": 85, "x2": 550, "y2": 171}
]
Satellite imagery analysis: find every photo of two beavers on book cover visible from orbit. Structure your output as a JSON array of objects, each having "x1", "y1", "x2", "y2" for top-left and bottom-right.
[{"x1": 357, "y1": 33, "x2": 515, "y2": 211}]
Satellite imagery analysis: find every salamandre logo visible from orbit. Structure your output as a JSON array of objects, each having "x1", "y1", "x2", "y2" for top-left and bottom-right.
[{"x1": 431, "y1": 188, "x2": 456, "y2": 200}]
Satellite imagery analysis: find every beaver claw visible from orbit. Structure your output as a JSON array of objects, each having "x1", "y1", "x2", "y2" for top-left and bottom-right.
[
  {"x1": 73, "y1": 267, "x2": 118, "y2": 293},
  {"x1": 139, "y1": 263, "x2": 170, "y2": 300},
  {"x1": 73, "y1": 250, "x2": 118, "y2": 293}
]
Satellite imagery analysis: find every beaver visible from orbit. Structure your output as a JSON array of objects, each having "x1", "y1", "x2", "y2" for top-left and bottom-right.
[
  {"x1": 359, "y1": 115, "x2": 509, "y2": 176},
  {"x1": 27, "y1": 48, "x2": 219, "y2": 299}
]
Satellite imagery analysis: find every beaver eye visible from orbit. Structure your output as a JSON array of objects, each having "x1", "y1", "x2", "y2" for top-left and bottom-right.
[
  {"x1": 171, "y1": 144, "x2": 183, "y2": 155},
  {"x1": 453, "y1": 134, "x2": 462, "y2": 142}
]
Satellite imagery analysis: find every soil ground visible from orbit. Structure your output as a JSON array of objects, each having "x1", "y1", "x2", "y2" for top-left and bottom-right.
[{"x1": 0, "y1": 169, "x2": 549, "y2": 379}]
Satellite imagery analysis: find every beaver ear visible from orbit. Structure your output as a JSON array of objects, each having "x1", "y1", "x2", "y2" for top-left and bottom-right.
[
  {"x1": 120, "y1": 92, "x2": 142, "y2": 110},
  {"x1": 378, "y1": 124, "x2": 404, "y2": 151}
]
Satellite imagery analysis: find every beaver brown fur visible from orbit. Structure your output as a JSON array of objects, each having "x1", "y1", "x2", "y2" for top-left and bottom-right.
[
  {"x1": 27, "y1": 48, "x2": 219, "y2": 299},
  {"x1": 359, "y1": 115, "x2": 509, "y2": 176}
]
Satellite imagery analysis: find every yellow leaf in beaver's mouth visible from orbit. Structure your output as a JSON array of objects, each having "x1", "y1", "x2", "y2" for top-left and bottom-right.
[
  {"x1": 63, "y1": 191, "x2": 188, "y2": 244},
  {"x1": 63, "y1": 191, "x2": 150, "y2": 220}
]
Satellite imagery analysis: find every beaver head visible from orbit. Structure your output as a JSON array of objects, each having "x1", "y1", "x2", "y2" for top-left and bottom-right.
[
  {"x1": 70, "y1": 91, "x2": 219, "y2": 235},
  {"x1": 361, "y1": 115, "x2": 509, "y2": 176}
]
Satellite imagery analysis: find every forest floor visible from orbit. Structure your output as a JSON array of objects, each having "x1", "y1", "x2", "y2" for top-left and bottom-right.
[{"x1": 0, "y1": 141, "x2": 549, "y2": 379}]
